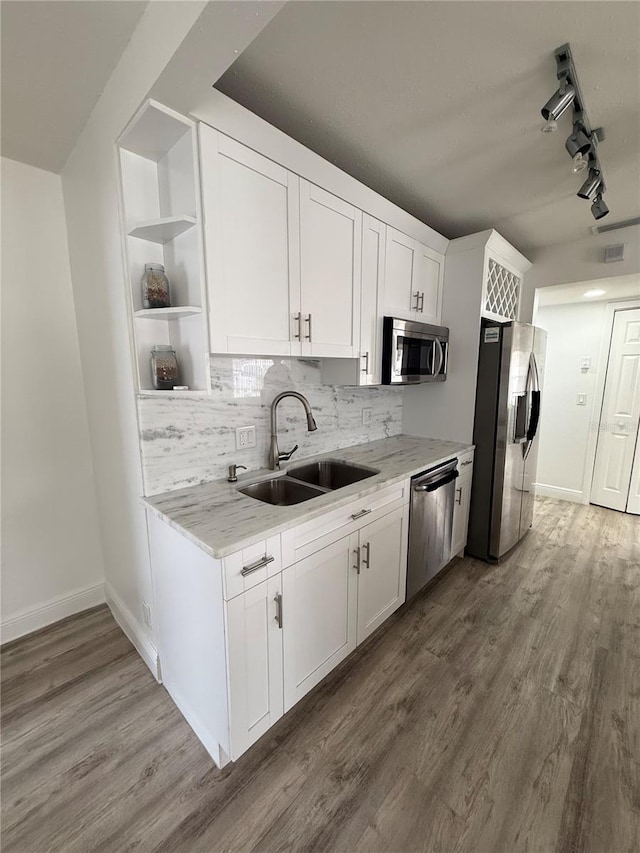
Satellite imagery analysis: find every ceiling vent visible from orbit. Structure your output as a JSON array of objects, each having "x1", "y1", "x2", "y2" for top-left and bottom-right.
[
  {"x1": 604, "y1": 243, "x2": 625, "y2": 263},
  {"x1": 591, "y1": 215, "x2": 640, "y2": 235}
]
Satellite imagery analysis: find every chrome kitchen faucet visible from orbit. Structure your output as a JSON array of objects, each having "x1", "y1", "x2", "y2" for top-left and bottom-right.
[{"x1": 269, "y1": 392, "x2": 317, "y2": 470}]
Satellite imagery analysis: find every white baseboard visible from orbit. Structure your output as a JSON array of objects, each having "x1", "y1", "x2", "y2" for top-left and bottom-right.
[
  {"x1": 1, "y1": 582, "x2": 106, "y2": 644},
  {"x1": 104, "y1": 582, "x2": 161, "y2": 682},
  {"x1": 534, "y1": 483, "x2": 587, "y2": 504}
]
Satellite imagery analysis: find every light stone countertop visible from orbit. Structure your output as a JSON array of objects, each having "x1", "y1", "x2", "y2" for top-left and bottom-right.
[{"x1": 142, "y1": 434, "x2": 474, "y2": 559}]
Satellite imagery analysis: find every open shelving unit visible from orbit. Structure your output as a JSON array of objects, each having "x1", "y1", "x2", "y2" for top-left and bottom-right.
[{"x1": 118, "y1": 100, "x2": 210, "y2": 395}]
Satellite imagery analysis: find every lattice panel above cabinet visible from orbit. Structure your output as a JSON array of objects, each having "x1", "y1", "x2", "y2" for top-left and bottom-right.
[{"x1": 484, "y1": 259, "x2": 521, "y2": 320}]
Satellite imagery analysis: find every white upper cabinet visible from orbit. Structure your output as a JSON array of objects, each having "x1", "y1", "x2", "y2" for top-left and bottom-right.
[
  {"x1": 299, "y1": 180, "x2": 361, "y2": 358},
  {"x1": 321, "y1": 213, "x2": 385, "y2": 386},
  {"x1": 199, "y1": 127, "x2": 300, "y2": 356},
  {"x1": 384, "y1": 228, "x2": 443, "y2": 325}
]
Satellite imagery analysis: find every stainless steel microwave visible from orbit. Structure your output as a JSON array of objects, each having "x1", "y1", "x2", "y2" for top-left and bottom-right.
[{"x1": 381, "y1": 317, "x2": 449, "y2": 384}]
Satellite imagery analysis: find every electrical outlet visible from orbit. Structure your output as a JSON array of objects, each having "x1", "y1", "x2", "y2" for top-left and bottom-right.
[
  {"x1": 362, "y1": 407, "x2": 372, "y2": 426},
  {"x1": 142, "y1": 602, "x2": 152, "y2": 629},
  {"x1": 235, "y1": 425, "x2": 256, "y2": 450},
  {"x1": 577, "y1": 393, "x2": 587, "y2": 406}
]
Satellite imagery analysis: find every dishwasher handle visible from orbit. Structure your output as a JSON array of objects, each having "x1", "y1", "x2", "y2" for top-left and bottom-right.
[{"x1": 413, "y1": 469, "x2": 459, "y2": 493}]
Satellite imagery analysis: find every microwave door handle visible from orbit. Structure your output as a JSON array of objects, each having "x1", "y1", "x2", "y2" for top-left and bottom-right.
[{"x1": 434, "y1": 339, "x2": 444, "y2": 376}]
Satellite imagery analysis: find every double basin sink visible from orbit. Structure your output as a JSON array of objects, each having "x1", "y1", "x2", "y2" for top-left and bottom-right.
[{"x1": 239, "y1": 459, "x2": 379, "y2": 506}]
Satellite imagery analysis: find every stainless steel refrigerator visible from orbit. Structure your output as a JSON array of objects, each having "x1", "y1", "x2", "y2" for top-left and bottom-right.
[{"x1": 466, "y1": 320, "x2": 546, "y2": 562}]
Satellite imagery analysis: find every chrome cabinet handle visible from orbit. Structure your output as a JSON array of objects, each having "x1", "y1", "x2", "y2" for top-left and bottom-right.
[
  {"x1": 351, "y1": 508, "x2": 372, "y2": 520},
  {"x1": 241, "y1": 554, "x2": 275, "y2": 576},
  {"x1": 362, "y1": 541, "x2": 370, "y2": 569},
  {"x1": 304, "y1": 314, "x2": 312, "y2": 341},
  {"x1": 293, "y1": 312, "x2": 302, "y2": 341},
  {"x1": 353, "y1": 547, "x2": 361, "y2": 574},
  {"x1": 274, "y1": 592, "x2": 283, "y2": 628},
  {"x1": 455, "y1": 487, "x2": 462, "y2": 505},
  {"x1": 412, "y1": 291, "x2": 421, "y2": 311},
  {"x1": 361, "y1": 351, "x2": 369, "y2": 373},
  {"x1": 418, "y1": 292, "x2": 425, "y2": 312},
  {"x1": 461, "y1": 460, "x2": 473, "y2": 467}
]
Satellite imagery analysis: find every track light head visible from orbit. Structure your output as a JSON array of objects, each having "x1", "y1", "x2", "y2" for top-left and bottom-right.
[
  {"x1": 565, "y1": 124, "x2": 591, "y2": 159},
  {"x1": 577, "y1": 169, "x2": 601, "y2": 200},
  {"x1": 591, "y1": 193, "x2": 609, "y2": 220},
  {"x1": 541, "y1": 83, "x2": 576, "y2": 121},
  {"x1": 571, "y1": 152, "x2": 589, "y2": 173}
]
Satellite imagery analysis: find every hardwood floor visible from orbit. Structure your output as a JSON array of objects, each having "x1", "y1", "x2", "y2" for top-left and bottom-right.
[{"x1": 2, "y1": 498, "x2": 639, "y2": 853}]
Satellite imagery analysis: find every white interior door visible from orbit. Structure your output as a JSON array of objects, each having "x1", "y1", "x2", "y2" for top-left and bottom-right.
[
  {"x1": 625, "y1": 434, "x2": 640, "y2": 514},
  {"x1": 591, "y1": 308, "x2": 640, "y2": 512}
]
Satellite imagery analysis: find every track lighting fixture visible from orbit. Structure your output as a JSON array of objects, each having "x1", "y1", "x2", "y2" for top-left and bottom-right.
[
  {"x1": 565, "y1": 124, "x2": 591, "y2": 159},
  {"x1": 577, "y1": 168, "x2": 601, "y2": 200},
  {"x1": 540, "y1": 43, "x2": 610, "y2": 220},
  {"x1": 541, "y1": 82, "x2": 575, "y2": 122},
  {"x1": 591, "y1": 193, "x2": 609, "y2": 220}
]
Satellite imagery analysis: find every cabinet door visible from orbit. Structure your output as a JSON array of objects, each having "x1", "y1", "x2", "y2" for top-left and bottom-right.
[
  {"x1": 415, "y1": 242, "x2": 443, "y2": 324},
  {"x1": 299, "y1": 180, "x2": 361, "y2": 358},
  {"x1": 384, "y1": 228, "x2": 419, "y2": 320},
  {"x1": 451, "y1": 470, "x2": 473, "y2": 558},
  {"x1": 282, "y1": 535, "x2": 357, "y2": 711},
  {"x1": 226, "y1": 575, "x2": 284, "y2": 760},
  {"x1": 357, "y1": 506, "x2": 408, "y2": 644},
  {"x1": 200, "y1": 128, "x2": 300, "y2": 356},
  {"x1": 360, "y1": 215, "x2": 386, "y2": 385}
]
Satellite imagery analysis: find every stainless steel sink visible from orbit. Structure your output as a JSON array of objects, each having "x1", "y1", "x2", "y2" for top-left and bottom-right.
[
  {"x1": 287, "y1": 459, "x2": 379, "y2": 490},
  {"x1": 238, "y1": 476, "x2": 327, "y2": 506}
]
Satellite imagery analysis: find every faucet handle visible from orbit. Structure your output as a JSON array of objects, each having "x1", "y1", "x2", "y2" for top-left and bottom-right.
[
  {"x1": 279, "y1": 444, "x2": 299, "y2": 463},
  {"x1": 227, "y1": 464, "x2": 247, "y2": 483}
]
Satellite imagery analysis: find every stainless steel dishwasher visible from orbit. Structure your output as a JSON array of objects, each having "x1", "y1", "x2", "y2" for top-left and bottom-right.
[{"x1": 407, "y1": 458, "x2": 459, "y2": 599}]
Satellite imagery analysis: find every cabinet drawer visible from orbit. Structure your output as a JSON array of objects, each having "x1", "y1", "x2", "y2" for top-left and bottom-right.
[
  {"x1": 223, "y1": 536, "x2": 282, "y2": 600},
  {"x1": 282, "y1": 480, "x2": 409, "y2": 566}
]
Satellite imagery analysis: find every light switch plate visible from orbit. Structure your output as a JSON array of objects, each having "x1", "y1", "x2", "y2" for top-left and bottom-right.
[
  {"x1": 236, "y1": 425, "x2": 256, "y2": 450},
  {"x1": 580, "y1": 357, "x2": 592, "y2": 371},
  {"x1": 577, "y1": 394, "x2": 587, "y2": 406},
  {"x1": 362, "y1": 407, "x2": 372, "y2": 425}
]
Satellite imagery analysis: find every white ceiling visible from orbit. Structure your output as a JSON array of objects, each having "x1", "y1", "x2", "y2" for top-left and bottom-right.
[
  {"x1": 536, "y1": 273, "x2": 640, "y2": 308},
  {"x1": 1, "y1": 0, "x2": 147, "y2": 173},
  {"x1": 215, "y1": 1, "x2": 640, "y2": 254}
]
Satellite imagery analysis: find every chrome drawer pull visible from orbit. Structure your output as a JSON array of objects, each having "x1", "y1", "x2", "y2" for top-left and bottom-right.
[
  {"x1": 274, "y1": 592, "x2": 283, "y2": 629},
  {"x1": 353, "y1": 547, "x2": 361, "y2": 574},
  {"x1": 241, "y1": 554, "x2": 274, "y2": 576},
  {"x1": 351, "y1": 508, "x2": 372, "y2": 520},
  {"x1": 362, "y1": 541, "x2": 371, "y2": 569},
  {"x1": 293, "y1": 312, "x2": 302, "y2": 341}
]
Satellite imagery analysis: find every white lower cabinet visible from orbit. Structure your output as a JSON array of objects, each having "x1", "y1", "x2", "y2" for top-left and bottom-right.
[
  {"x1": 451, "y1": 454, "x2": 474, "y2": 557},
  {"x1": 225, "y1": 575, "x2": 284, "y2": 760},
  {"x1": 356, "y1": 505, "x2": 408, "y2": 644},
  {"x1": 282, "y1": 535, "x2": 358, "y2": 711},
  {"x1": 149, "y1": 477, "x2": 416, "y2": 767}
]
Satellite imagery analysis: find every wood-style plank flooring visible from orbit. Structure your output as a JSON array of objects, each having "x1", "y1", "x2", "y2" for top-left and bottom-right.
[{"x1": 2, "y1": 498, "x2": 639, "y2": 852}]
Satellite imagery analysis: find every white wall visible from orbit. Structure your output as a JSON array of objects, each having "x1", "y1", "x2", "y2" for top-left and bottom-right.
[
  {"x1": 521, "y1": 224, "x2": 640, "y2": 321},
  {"x1": 1, "y1": 157, "x2": 104, "y2": 641},
  {"x1": 60, "y1": 1, "x2": 277, "y2": 675},
  {"x1": 535, "y1": 299, "x2": 610, "y2": 503}
]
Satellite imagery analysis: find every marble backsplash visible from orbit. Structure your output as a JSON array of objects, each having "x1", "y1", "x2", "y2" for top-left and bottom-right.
[{"x1": 138, "y1": 356, "x2": 404, "y2": 495}]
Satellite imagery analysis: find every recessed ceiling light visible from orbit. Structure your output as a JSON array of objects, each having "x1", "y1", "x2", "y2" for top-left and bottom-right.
[{"x1": 583, "y1": 289, "x2": 606, "y2": 298}]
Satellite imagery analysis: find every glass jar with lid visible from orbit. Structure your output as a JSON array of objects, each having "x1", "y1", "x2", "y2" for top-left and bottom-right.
[
  {"x1": 141, "y1": 263, "x2": 171, "y2": 309},
  {"x1": 151, "y1": 345, "x2": 179, "y2": 390}
]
